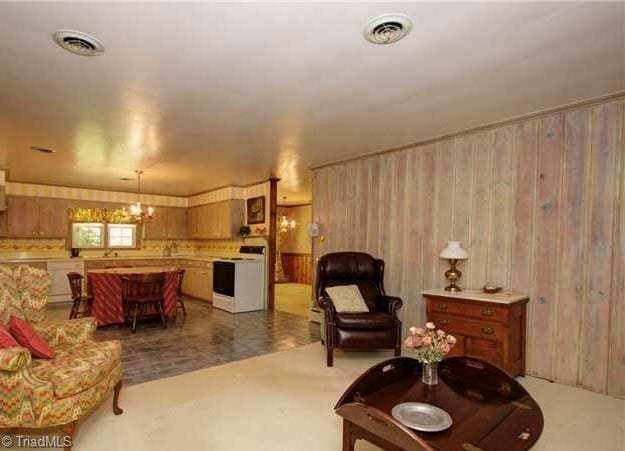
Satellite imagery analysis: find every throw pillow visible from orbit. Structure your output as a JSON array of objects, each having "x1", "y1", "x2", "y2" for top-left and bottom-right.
[
  {"x1": 325, "y1": 285, "x2": 369, "y2": 313},
  {"x1": 0, "y1": 325, "x2": 19, "y2": 348},
  {"x1": 9, "y1": 315, "x2": 55, "y2": 359}
]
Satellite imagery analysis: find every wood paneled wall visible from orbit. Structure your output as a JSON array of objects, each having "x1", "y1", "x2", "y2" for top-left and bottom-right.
[
  {"x1": 281, "y1": 253, "x2": 313, "y2": 284},
  {"x1": 312, "y1": 97, "x2": 625, "y2": 398}
]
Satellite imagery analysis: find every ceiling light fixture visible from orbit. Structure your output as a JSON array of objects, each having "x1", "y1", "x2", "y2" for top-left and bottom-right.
[
  {"x1": 122, "y1": 170, "x2": 154, "y2": 223},
  {"x1": 363, "y1": 14, "x2": 413, "y2": 45},
  {"x1": 30, "y1": 146, "x2": 56, "y2": 154},
  {"x1": 52, "y1": 30, "x2": 105, "y2": 56}
]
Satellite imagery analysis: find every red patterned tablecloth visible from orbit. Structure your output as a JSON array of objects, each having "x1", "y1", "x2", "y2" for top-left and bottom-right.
[{"x1": 88, "y1": 266, "x2": 179, "y2": 326}]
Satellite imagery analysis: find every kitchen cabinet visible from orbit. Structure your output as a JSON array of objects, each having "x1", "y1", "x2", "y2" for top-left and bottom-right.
[
  {"x1": 4, "y1": 196, "x2": 67, "y2": 238},
  {"x1": 144, "y1": 207, "x2": 187, "y2": 239},
  {"x1": 186, "y1": 206, "x2": 200, "y2": 239},
  {"x1": 186, "y1": 199, "x2": 245, "y2": 240},
  {"x1": 180, "y1": 260, "x2": 213, "y2": 301}
]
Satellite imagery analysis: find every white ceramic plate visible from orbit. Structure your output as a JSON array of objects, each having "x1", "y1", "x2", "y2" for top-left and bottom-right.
[{"x1": 391, "y1": 402, "x2": 453, "y2": 432}]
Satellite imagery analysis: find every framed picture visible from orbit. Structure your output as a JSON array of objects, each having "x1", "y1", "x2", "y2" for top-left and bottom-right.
[{"x1": 247, "y1": 196, "x2": 266, "y2": 224}]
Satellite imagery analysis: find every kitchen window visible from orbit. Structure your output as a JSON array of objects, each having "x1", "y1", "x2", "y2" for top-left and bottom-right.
[
  {"x1": 108, "y1": 224, "x2": 137, "y2": 248},
  {"x1": 72, "y1": 223, "x2": 105, "y2": 249}
]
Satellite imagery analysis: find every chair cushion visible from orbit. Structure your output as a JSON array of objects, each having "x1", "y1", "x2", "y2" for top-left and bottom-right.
[
  {"x1": 9, "y1": 316, "x2": 54, "y2": 359},
  {"x1": 31, "y1": 340, "x2": 121, "y2": 398},
  {"x1": 0, "y1": 325, "x2": 18, "y2": 348},
  {"x1": 325, "y1": 285, "x2": 369, "y2": 313},
  {"x1": 335, "y1": 312, "x2": 396, "y2": 330}
]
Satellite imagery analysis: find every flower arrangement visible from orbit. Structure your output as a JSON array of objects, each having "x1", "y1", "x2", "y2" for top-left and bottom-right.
[{"x1": 404, "y1": 322, "x2": 457, "y2": 364}]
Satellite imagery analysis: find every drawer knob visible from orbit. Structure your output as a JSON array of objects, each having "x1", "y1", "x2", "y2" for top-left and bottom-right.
[
  {"x1": 439, "y1": 319, "x2": 449, "y2": 326},
  {"x1": 481, "y1": 327, "x2": 494, "y2": 335},
  {"x1": 481, "y1": 309, "x2": 494, "y2": 317},
  {"x1": 437, "y1": 303, "x2": 448, "y2": 311}
]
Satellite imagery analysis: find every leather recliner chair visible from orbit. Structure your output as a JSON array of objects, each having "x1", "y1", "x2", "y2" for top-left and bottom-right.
[{"x1": 316, "y1": 252, "x2": 403, "y2": 367}]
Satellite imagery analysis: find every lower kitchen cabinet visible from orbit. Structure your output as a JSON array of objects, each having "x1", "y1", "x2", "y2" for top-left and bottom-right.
[{"x1": 180, "y1": 260, "x2": 213, "y2": 301}]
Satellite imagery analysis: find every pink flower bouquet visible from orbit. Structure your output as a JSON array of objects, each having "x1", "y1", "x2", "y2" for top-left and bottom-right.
[{"x1": 404, "y1": 322, "x2": 456, "y2": 364}]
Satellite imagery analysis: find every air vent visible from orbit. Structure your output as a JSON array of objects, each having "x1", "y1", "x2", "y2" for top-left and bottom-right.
[
  {"x1": 52, "y1": 30, "x2": 105, "y2": 56},
  {"x1": 30, "y1": 146, "x2": 56, "y2": 154},
  {"x1": 364, "y1": 14, "x2": 413, "y2": 45}
]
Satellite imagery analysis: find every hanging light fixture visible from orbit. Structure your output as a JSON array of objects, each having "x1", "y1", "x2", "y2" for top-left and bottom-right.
[
  {"x1": 278, "y1": 215, "x2": 296, "y2": 233},
  {"x1": 123, "y1": 170, "x2": 154, "y2": 223}
]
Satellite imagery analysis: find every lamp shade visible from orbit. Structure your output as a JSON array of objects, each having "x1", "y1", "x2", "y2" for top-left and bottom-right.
[{"x1": 440, "y1": 241, "x2": 468, "y2": 260}]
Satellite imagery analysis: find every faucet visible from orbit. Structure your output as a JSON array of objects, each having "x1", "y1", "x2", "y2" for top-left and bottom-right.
[{"x1": 103, "y1": 250, "x2": 118, "y2": 257}]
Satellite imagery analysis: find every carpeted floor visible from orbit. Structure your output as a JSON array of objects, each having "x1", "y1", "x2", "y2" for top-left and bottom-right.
[
  {"x1": 275, "y1": 283, "x2": 313, "y2": 317},
  {"x1": 25, "y1": 344, "x2": 624, "y2": 451}
]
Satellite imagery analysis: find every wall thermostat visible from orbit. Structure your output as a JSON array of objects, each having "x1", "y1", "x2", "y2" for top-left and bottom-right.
[{"x1": 307, "y1": 222, "x2": 320, "y2": 238}]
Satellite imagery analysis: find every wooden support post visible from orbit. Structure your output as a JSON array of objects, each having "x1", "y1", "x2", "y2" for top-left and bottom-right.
[{"x1": 267, "y1": 177, "x2": 279, "y2": 310}]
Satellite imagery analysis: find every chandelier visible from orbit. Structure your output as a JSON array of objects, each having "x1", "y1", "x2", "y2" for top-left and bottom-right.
[
  {"x1": 278, "y1": 215, "x2": 296, "y2": 233},
  {"x1": 123, "y1": 170, "x2": 154, "y2": 223}
]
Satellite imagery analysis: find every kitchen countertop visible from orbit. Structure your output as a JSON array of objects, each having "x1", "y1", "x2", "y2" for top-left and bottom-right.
[{"x1": 0, "y1": 255, "x2": 224, "y2": 264}]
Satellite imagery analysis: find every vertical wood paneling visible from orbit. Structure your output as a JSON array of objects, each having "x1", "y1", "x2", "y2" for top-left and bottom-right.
[
  {"x1": 451, "y1": 136, "x2": 474, "y2": 286},
  {"x1": 529, "y1": 113, "x2": 563, "y2": 380},
  {"x1": 312, "y1": 97, "x2": 625, "y2": 398},
  {"x1": 554, "y1": 108, "x2": 590, "y2": 386},
  {"x1": 608, "y1": 100, "x2": 625, "y2": 397},
  {"x1": 579, "y1": 102, "x2": 618, "y2": 392},
  {"x1": 434, "y1": 140, "x2": 455, "y2": 288},
  {"x1": 467, "y1": 132, "x2": 494, "y2": 288},
  {"x1": 487, "y1": 126, "x2": 514, "y2": 286}
]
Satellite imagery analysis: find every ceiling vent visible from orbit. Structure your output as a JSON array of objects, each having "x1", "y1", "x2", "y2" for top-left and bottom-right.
[
  {"x1": 363, "y1": 14, "x2": 413, "y2": 45},
  {"x1": 30, "y1": 146, "x2": 55, "y2": 154},
  {"x1": 52, "y1": 30, "x2": 105, "y2": 56}
]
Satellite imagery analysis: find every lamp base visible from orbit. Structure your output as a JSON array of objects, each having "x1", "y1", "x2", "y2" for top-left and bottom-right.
[
  {"x1": 444, "y1": 259, "x2": 463, "y2": 292},
  {"x1": 444, "y1": 284, "x2": 462, "y2": 292}
]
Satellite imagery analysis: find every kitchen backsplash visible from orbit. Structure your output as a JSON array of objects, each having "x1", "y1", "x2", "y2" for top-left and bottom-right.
[{"x1": 0, "y1": 237, "x2": 247, "y2": 259}]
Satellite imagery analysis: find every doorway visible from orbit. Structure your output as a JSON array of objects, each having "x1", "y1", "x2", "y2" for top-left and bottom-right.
[{"x1": 274, "y1": 202, "x2": 313, "y2": 318}]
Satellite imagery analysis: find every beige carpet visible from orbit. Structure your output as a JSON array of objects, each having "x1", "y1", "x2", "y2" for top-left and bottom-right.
[
  {"x1": 31, "y1": 344, "x2": 624, "y2": 451},
  {"x1": 275, "y1": 283, "x2": 312, "y2": 317}
]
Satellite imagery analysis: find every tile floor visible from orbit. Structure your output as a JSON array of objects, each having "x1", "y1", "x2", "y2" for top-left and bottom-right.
[{"x1": 48, "y1": 298, "x2": 321, "y2": 386}]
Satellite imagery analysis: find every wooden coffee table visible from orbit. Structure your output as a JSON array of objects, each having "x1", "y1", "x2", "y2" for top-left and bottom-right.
[{"x1": 335, "y1": 356, "x2": 543, "y2": 451}]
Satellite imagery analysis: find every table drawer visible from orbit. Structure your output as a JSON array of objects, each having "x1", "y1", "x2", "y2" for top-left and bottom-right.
[
  {"x1": 426, "y1": 298, "x2": 508, "y2": 323},
  {"x1": 428, "y1": 313, "x2": 504, "y2": 343}
]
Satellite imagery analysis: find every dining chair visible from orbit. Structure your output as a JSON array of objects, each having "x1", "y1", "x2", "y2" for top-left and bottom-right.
[
  {"x1": 176, "y1": 269, "x2": 187, "y2": 319},
  {"x1": 67, "y1": 272, "x2": 94, "y2": 319},
  {"x1": 121, "y1": 272, "x2": 167, "y2": 333}
]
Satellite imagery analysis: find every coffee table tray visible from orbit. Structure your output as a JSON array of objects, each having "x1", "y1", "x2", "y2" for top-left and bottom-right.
[{"x1": 335, "y1": 356, "x2": 543, "y2": 451}]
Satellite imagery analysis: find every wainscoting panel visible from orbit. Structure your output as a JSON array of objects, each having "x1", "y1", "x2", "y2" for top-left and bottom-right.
[
  {"x1": 281, "y1": 253, "x2": 312, "y2": 285},
  {"x1": 312, "y1": 97, "x2": 625, "y2": 397}
]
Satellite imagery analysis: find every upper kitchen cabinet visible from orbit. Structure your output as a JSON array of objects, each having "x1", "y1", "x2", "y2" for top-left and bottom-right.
[
  {"x1": 3, "y1": 196, "x2": 68, "y2": 238},
  {"x1": 167, "y1": 207, "x2": 188, "y2": 239},
  {"x1": 187, "y1": 199, "x2": 245, "y2": 239},
  {"x1": 186, "y1": 206, "x2": 201, "y2": 239},
  {"x1": 144, "y1": 207, "x2": 188, "y2": 239}
]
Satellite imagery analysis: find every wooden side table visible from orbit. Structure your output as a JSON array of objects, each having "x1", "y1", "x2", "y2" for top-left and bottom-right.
[{"x1": 422, "y1": 289, "x2": 528, "y2": 376}]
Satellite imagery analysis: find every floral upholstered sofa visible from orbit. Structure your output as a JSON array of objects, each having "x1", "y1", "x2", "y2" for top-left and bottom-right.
[{"x1": 0, "y1": 264, "x2": 123, "y2": 450}]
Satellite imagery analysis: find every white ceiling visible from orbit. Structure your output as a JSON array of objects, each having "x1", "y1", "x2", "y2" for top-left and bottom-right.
[{"x1": 0, "y1": 2, "x2": 623, "y2": 203}]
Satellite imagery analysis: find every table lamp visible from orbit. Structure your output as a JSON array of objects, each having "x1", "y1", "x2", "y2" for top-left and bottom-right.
[{"x1": 440, "y1": 241, "x2": 468, "y2": 292}]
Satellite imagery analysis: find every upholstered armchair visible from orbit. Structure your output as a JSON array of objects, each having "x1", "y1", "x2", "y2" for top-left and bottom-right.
[
  {"x1": 0, "y1": 265, "x2": 123, "y2": 450},
  {"x1": 316, "y1": 252, "x2": 403, "y2": 367}
]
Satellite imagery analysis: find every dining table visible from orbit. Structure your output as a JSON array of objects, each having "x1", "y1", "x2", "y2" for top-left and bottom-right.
[{"x1": 88, "y1": 266, "x2": 179, "y2": 326}]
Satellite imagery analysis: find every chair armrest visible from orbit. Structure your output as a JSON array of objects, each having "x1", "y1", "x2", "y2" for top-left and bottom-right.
[
  {"x1": 378, "y1": 295, "x2": 403, "y2": 315},
  {"x1": 33, "y1": 317, "x2": 97, "y2": 348},
  {"x1": 0, "y1": 347, "x2": 54, "y2": 428},
  {"x1": 0, "y1": 347, "x2": 31, "y2": 372},
  {"x1": 318, "y1": 295, "x2": 337, "y2": 322}
]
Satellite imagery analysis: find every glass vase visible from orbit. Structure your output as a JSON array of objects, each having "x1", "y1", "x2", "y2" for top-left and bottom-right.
[{"x1": 421, "y1": 362, "x2": 439, "y2": 386}]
